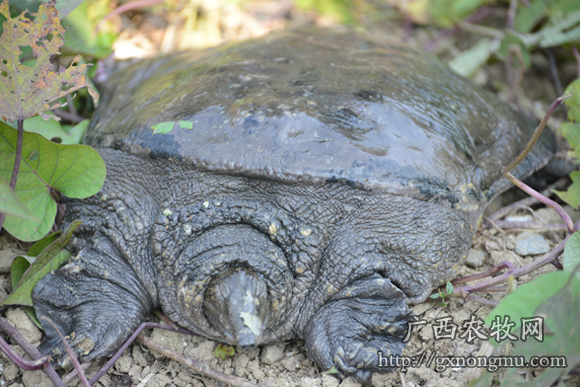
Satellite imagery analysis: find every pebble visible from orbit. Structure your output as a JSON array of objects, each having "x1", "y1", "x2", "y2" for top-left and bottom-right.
[
  {"x1": 322, "y1": 374, "x2": 340, "y2": 387},
  {"x1": 5, "y1": 309, "x2": 42, "y2": 346},
  {"x1": 515, "y1": 232, "x2": 550, "y2": 256},
  {"x1": 115, "y1": 354, "x2": 133, "y2": 374},
  {"x1": 3, "y1": 364, "x2": 18, "y2": 382},
  {"x1": 21, "y1": 370, "x2": 51, "y2": 387},
  {"x1": 260, "y1": 344, "x2": 285, "y2": 365},
  {"x1": 338, "y1": 377, "x2": 361, "y2": 387},
  {"x1": 0, "y1": 248, "x2": 25, "y2": 273},
  {"x1": 465, "y1": 249, "x2": 485, "y2": 268},
  {"x1": 247, "y1": 360, "x2": 265, "y2": 380},
  {"x1": 300, "y1": 377, "x2": 321, "y2": 387}
]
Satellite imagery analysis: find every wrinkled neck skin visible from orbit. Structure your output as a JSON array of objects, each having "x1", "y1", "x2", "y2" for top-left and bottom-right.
[{"x1": 64, "y1": 149, "x2": 475, "y2": 347}]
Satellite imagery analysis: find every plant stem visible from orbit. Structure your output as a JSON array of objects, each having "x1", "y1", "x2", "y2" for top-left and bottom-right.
[
  {"x1": 502, "y1": 95, "x2": 570, "y2": 174},
  {"x1": 0, "y1": 119, "x2": 24, "y2": 232},
  {"x1": 137, "y1": 335, "x2": 258, "y2": 387},
  {"x1": 452, "y1": 238, "x2": 567, "y2": 296},
  {"x1": 0, "y1": 316, "x2": 65, "y2": 387},
  {"x1": 504, "y1": 172, "x2": 575, "y2": 232}
]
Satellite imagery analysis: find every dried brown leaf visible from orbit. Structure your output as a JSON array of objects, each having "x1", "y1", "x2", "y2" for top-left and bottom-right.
[{"x1": 0, "y1": 0, "x2": 98, "y2": 121}]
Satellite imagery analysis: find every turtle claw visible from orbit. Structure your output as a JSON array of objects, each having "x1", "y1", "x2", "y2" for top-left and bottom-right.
[
  {"x1": 304, "y1": 276, "x2": 410, "y2": 384},
  {"x1": 32, "y1": 241, "x2": 154, "y2": 368}
]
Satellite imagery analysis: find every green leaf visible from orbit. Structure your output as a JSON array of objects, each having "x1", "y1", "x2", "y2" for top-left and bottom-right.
[
  {"x1": 62, "y1": 2, "x2": 115, "y2": 59},
  {"x1": 429, "y1": 0, "x2": 484, "y2": 27},
  {"x1": 553, "y1": 170, "x2": 580, "y2": 208},
  {"x1": 179, "y1": 120, "x2": 193, "y2": 129},
  {"x1": 484, "y1": 271, "x2": 574, "y2": 341},
  {"x1": 23, "y1": 115, "x2": 89, "y2": 145},
  {"x1": 448, "y1": 38, "x2": 493, "y2": 78},
  {"x1": 213, "y1": 343, "x2": 235, "y2": 360},
  {"x1": 496, "y1": 34, "x2": 531, "y2": 69},
  {"x1": 27, "y1": 231, "x2": 61, "y2": 257},
  {"x1": 563, "y1": 232, "x2": 580, "y2": 280},
  {"x1": 537, "y1": 10, "x2": 580, "y2": 48},
  {"x1": 564, "y1": 79, "x2": 580, "y2": 123},
  {"x1": 0, "y1": 177, "x2": 38, "y2": 221},
  {"x1": 514, "y1": 0, "x2": 547, "y2": 33},
  {"x1": 474, "y1": 270, "x2": 580, "y2": 386},
  {"x1": 0, "y1": 0, "x2": 99, "y2": 121},
  {"x1": 10, "y1": 255, "x2": 35, "y2": 289},
  {"x1": 558, "y1": 122, "x2": 580, "y2": 160},
  {"x1": 0, "y1": 122, "x2": 106, "y2": 241},
  {"x1": 151, "y1": 121, "x2": 175, "y2": 134},
  {"x1": 325, "y1": 366, "x2": 339, "y2": 374},
  {"x1": 151, "y1": 120, "x2": 196, "y2": 134},
  {"x1": 1, "y1": 220, "x2": 79, "y2": 307},
  {"x1": 445, "y1": 281, "x2": 454, "y2": 296}
]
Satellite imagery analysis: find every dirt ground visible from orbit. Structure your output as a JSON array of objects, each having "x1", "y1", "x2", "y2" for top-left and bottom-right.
[{"x1": 1, "y1": 1, "x2": 580, "y2": 387}]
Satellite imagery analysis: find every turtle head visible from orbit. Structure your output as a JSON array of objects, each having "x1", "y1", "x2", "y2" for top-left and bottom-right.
[
  {"x1": 204, "y1": 268, "x2": 269, "y2": 349},
  {"x1": 170, "y1": 224, "x2": 293, "y2": 348}
]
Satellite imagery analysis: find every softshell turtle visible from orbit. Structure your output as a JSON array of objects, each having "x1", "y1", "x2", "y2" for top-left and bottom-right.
[{"x1": 32, "y1": 27, "x2": 555, "y2": 383}]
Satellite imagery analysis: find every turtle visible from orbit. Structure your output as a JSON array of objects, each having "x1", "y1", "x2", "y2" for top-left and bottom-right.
[{"x1": 32, "y1": 27, "x2": 556, "y2": 383}]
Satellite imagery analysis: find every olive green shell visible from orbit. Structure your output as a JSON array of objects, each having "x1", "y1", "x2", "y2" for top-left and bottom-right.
[{"x1": 87, "y1": 28, "x2": 554, "y2": 210}]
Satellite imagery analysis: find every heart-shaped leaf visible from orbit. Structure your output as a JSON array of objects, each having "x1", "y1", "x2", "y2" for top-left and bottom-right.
[{"x1": 0, "y1": 122, "x2": 105, "y2": 240}]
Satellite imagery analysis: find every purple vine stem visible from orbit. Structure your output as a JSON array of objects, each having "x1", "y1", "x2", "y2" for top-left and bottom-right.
[
  {"x1": 502, "y1": 94, "x2": 574, "y2": 233},
  {"x1": 451, "y1": 261, "x2": 514, "y2": 286},
  {"x1": 39, "y1": 316, "x2": 90, "y2": 387},
  {"x1": 0, "y1": 334, "x2": 48, "y2": 370},
  {"x1": 452, "y1": 238, "x2": 567, "y2": 297},
  {"x1": 573, "y1": 46, "x2": 580, "y2": 79},
  {"x1": 0, "y1": 315, "x2": 64, "y2": 387},
  {"x1": 88, "y1": 322, "x2": 195, "y2": 385}
]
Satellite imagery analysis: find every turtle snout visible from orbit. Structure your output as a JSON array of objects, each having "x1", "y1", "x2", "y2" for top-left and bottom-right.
[{"x1": 204, "y1": 268, "x2": 269, "y2": 348}]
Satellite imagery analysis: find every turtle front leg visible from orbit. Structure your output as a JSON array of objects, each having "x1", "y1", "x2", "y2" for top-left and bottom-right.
[
  {"x1": 32, "y1": 235, "x2": 155, "y2": 369},
  {"x1": 303, "y1": 275, "x2": 410, "y2": 384}
]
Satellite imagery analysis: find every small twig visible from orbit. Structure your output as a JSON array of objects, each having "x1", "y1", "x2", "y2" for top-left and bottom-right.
[
  {"x1": 491, "y1": 220, "x2": 568, "y2": 231},
  {"x1": 89, "y1": 322, "x2": 196, "y2": 385},
  {"x1": 39, "y1": 316, "x2": 90, "y2": 387},
  {"x1": 453, "y1": 238, "x2": 567, "y2": 296},
  {"x1": 478, "y1": 286, "x2": 509, "y2": 292},
  {"x1": 465, "y1": 295, "x2": 499, "y2": 307},
  {"x1": 455, "y1": 20, "x2": 503, "y2": 38},
  {"x1": 0, "y1": 316, "x2": 64, "y2": 387},
  {"x1": 546, "y1": 49, "x2": 563, "y2": 97},
  {"x1": 507, "y1": 0, "x2": 518, "y2": 29},
  {"x1": 487, "y1": 178, "x2": 569, "y2": 223},
  {"x1": 153, "y1": 310, "x2": 180, "y2": 330},
  {"x1": 451, "y1": 261, "x2": 515, "y2": 286},
  {"x1": 136, "y1": 335, "x2": 258, "y2": 387},
  {"x1": 504, "y1": 173, "x2": 574, "y2": 232},
  {"x1": 484, "y1": 217, "x2": 506, "y2": 234},
  {"x1": 62, "y1": 362, "x2": 92, "y2": 385}
]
